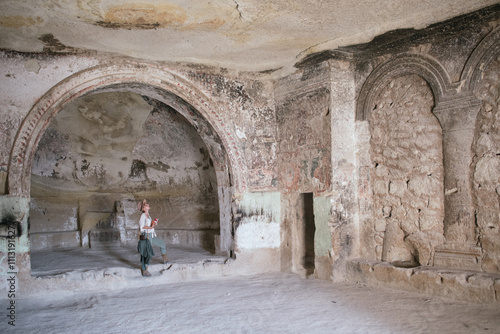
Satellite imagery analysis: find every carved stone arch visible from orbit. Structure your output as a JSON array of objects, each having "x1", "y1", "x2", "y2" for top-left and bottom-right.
[
  {"x1": 462, "y1": 25, "x2": 500, "y2": 94},
  {"x1": 8, "y1": 62, "x2": 247, "y2": 197},
  {"x1": 356, "y1": 53, "x2": 451, "y2": 122},
  {"x1": 8, "y1": 62, "x2": 246, "y2": 254}
]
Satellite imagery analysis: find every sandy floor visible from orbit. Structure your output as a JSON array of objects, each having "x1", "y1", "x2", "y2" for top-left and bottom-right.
[{"x1": 2, "y1": 246, "x2": 499, "y2": 333}]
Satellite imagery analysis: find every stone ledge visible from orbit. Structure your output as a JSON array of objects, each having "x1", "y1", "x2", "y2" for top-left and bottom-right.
[
  {"x1": 346, "y1": 259, "x2": 500, "y2": 305},
  {"x1": 20, "y1": 257, "x2": 232, "y2": 298},
  {"x1": 18, "y1": 254, "x2": 283, "y2": 298}
]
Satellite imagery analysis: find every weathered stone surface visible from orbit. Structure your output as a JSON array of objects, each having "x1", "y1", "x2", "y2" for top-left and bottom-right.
[
  {"x1": 368, "y1": 74, "x2": 445, "y2": 266},
  {"x1": 472, "y1": 55, "x2": 500, "y2": 274},
  {"x1": 28, "y1": 90, "x2": 221, "y2": 250},
  {"x1": 30, "y1": 197, "x2": 78, "y2": 233},
  {"x1": 347, "y1": 259, "x2": 500, "y2": 304},
  {"x1": 382, "y1": 220, "x2": 411, "y2": 262},
  {"x1": 234, "y1": 192, "x2": 281, "y2": 251},
  {"x1": 1, "y1": 0, "x2": 497, "y2": 76},
  {"x1": 494, "y1": 279, "x2": 500, "y2": 305},
  {"x1": 1, "y1": 4, "x2": 500, "y2": 305},
  {"x1": 276, "y1": 74, "x2": 331, "y2": 193}
]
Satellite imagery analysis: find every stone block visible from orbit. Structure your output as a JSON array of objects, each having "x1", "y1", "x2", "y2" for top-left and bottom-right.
[
  {"x1": 346, "y1": 259, "x2": 500, "y2": 304},
  {"x1": 418, "y1": 209, "x2": 443, "y2": 231},
  {"x1": 125, "y1": 229, "x2": 140, "y2": 245},
  {"x1": 391, "y1": 205, "x2": 407, "y2": 220},
  {"x1": 434, "y1": 244, "x2": 482, "y2": 271},
  {"x1": 159, "y1": 229, "x2": 218, "y2": 251},
  {"x1": 374, "y1": 218, "x2": 386, "y2": 232},
  {"x1": 371, "y1": 262, "x2": 411, "y2": 288},
  {"x1": 89, "y1": 229, "x2": 121, "y2": 248},
  {"x1": 389, "y1": 179, "x2": 406, "y2": 197},
  {"x1": 122, "y1": 198, "x2": 142, "y2": 229},
  {"x1": 75, "y1": 195, "x2": 114, "y2": 215},
  {"x1": 463, "y1": 274, "x2": 497, "y2": 304},
  {"x1": 124, "y1": 228, "x2": 218, "y2": 250},
  {"x1": 382, "y1": 220, "x2": 413, "y2": 262},
  {"x1": 30, "y1": 198, "x2": 78, "y2": 233},
  {"x1": 235, "y1": 248, "x2": 281, "y2": 274},
  {"x1": 435, "y1": 271, "x2": 495, "y2": 304},
  {"x1": 373, "y1": 180, "x2": 388, "y2": 195},
  {"x1": 345, "y1": 259, "x2": 371, "y2": 283},
  {"x1": 30, "y1": 231, "x2": 80, "y2": 250},
  {"x1": 314, "y1": 254, "x2": 333, "y2": 280},
  {"x1": 408, "y1": 268, "x2": 442, "y2": 294}
]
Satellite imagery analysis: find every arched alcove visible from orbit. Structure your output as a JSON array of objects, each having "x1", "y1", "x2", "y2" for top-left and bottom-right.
[
  {"x1": 356, "y1": 54, "x2": 450, "y2": 265},
  {"x1": 356, "y1": 53, "x2": 450, "y2": 122},
  {"x1": 462, "y1": 25, "x2": 500, "y2": 93},
  {"x1": 8, "y1": 63, "x2": 243, "y2": 274},
  {"x1": 30, "y1": 90, "x2": 220, "y2": 257},
  {"x1": 465, "y1": 26, "x2": 500, "y2": 274},
  {"x1": 367, "y1": 74, "x2": 445, "y2": 266}
]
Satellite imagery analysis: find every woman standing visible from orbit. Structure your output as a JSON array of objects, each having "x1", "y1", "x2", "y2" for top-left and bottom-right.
[{"x1": 138, "y1": 200, "x2": 170, "y2": 276}]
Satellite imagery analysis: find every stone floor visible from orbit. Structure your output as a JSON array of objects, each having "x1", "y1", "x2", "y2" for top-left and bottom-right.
[
  {"x1": 5, "y1": 271, "x2": 500, "y2": 333},
  {"x1": 4, "y1": 244, "x2": 497, "y2": 333}
]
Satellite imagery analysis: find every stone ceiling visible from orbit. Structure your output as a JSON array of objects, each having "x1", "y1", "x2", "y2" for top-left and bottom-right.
[{"x1": 0, "y1": 1, "x2": 498, "y2": 75}]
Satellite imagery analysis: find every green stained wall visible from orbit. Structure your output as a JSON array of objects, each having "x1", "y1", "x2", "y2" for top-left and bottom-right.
[
  {"x1": 313, "y1": 195, "x2": 332, "y2": 256},
  {"x1": 236, "y1": 192, "x2": 281, "y2": 249},
  {"x1": 238, "y1": 192, "x2": 281, "y2": 224}
]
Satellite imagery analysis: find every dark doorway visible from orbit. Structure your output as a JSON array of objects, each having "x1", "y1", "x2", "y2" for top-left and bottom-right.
[{"x1": 300, "y1": 192, "x2": 315, "y2": 276}]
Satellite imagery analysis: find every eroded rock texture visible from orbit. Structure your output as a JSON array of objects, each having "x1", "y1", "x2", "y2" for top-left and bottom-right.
[
  {"x1": 369, "y1": 75, "x2": 445, "y2": 266},
  {"x1": 275, "y1": 63, "x2": 332, "y2": 278},
  {"x1": 30, "y1": 91, "x2": 219, "y2": 250},
  {"x1": 473, "y1": 56, "x2": 500, "y2": 273}
]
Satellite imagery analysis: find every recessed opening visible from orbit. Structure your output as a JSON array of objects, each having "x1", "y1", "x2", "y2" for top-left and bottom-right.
[
  {"x1": 29, "y1": 90, "x2": 223, "y2": 276},
  {"x1": 298, "y1": 192, "x2": 315, "y2": 276}
]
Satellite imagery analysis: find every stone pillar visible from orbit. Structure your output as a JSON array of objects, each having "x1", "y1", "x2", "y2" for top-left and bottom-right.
[
  {"x1": 216, "y1": 168, "x2": 232, "y2": 256},
  {"x1": 329, "y1": 57, "x2": 360, "y2": 280},
  {"x1": 433, "y1": 93, "x2": 482, "y2": 270}
]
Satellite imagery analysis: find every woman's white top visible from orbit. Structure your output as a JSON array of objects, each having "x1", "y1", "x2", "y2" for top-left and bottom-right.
[{"x1": 139, "y1": 213, "x2": 156, "y2": 237}]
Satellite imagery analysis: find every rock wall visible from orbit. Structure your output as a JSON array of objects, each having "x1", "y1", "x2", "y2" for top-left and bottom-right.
[
  {"x1": 183, "y1": 69, "x2": 278, "y2": 191},
  {"x1": 352, "y1": 6, "x2": 500, "y2": 275},
  {"x1": 0, "y1": 52, "x2": 283, "y2": 280},
  {"x1": 368, "y1": 74, "x2": 445, "y2": 265},
  {"x1": 472, "y1": 56, "x2": 500, "y2": 273},
  {"x1": 30, "y1": 91, "x2": 220, "y2": 250},
  {"x1": 275, "y1": 62, "x2": 333, "y2": 278},
  {"x1": 1, "y1": 5, "x2": 500, "y2": 295}
]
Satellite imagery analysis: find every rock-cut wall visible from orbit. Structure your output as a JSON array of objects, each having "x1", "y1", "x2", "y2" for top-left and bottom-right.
[
  {"x1": 368, "y1": 74, "x2": 445, "y2": 266},
  {"x1": 472, "y1": 56, "x2": 500, "y2": 273},
  {"x1": 30, "y1": 91, "x2": 219, "y2": 250}
]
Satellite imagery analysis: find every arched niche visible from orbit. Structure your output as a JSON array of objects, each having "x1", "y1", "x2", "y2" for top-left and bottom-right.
[
  {"x1": 8, "y1": 62, "x2": 246, "y2": 255},
  {"x1": 464, "y1": 25, "x2": 500, "y2": 273},
  {"x1": 355, "y1": 53, "x2": 451, "y2": 265},
  {"x1": 462, "y1": 25, "x2": 500, "y2": 94},
  {"x1": 356, "y1": 53, "x2": 451, "y2": 122}
]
